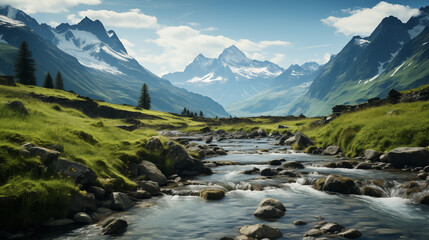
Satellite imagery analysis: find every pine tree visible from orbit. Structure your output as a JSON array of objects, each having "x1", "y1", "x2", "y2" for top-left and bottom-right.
[
  {"x1": 138, "y1": 83, "x2": 151, "y2": 110},
  {"x1": 14, "y1": 41, "x2": 36, "y2": 85},
  {"x1": 199, "y1": 111, "x2": 204, "y2": 118},
  {"x1": 186, "y1": 109, "x2": 190, "y2": 116},
  {"x1": 43, "y1": 73, "x2": 54, "y2": 88},
  {"x1": 181, "y1": 107, "x2": 187, "y2": 115},
  {"x1": 55, "y1": 71, "x2": 64, "y2": 90}
]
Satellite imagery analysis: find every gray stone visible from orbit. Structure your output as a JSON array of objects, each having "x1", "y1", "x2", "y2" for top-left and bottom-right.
[
  {"x1": 322, "y1": 146, "x2": 341, "y2": 155},
  {"x1": 278, "y1": 170, "x2": 297, "y2": 177},
  {"x1": 379, "y1": 154, "x2": 388, "y2": 162},
  {"x1": 68, "y1": 192, "x2": 97, "y2": 217},
  {"x1": 282, "y1": 161, "x2": 304, "y2": 169},
  {"x1": 417, "y1": 194, "x2": 429, "y2": 204},
  {"x1": 239, "y1": 224, "x2": 283, "y2": 239},
  {"x1": 91, "y1": 207, "x2": 113, "y2": 221},
  {"x1": 138, "y1": 160, "x2": 167, "y2": 186},
  {"x1": 320, "y1": 222, "x2": 345, "y2": 233},
  {"x1": 294, "y1": 131, "x2": 314, "y2": 148},
  {"x1": 365, "y1": 149, "x2": 381, "y2": 161},
  {"x1": 137, "y1": 180, "x2": 161, "y2": 196},
  {"x1": 126, "y1": 190, "x2": 152, "y2": 199},
  {"x1": 257, "y1": 198, "x2": 286, "y2": 212},
  {"x1": 355, "y1": 162, "x2": 372, "y2": 170},
  {"x1": 51, "y1": 158, "x2": 97, "y2": 185},
  {"x1": 268, "y1": 159, "x2": 282, "y2": 165},
  {"x1": 284, "y1": 136, "x2": 296, "y2": 145},
  {"x1": 314, "y1": 174, "x2": 358, "y2": 194},
  {"x1": 257, "y1": 129, "x2": 267, "y2": 137},
  {"x1": 423, "y1": 166, "x2": 429, "y2": 172},
  {"x1": 199, "y1": 188, "x2": 225, "y2": 200},
  {"x1": 205, "y1": 136, "x2": 213, "y2": 144},
  {"x1": 387, "y1": 147, "x2": 429, "y2": 168},
  {"x1": 87, "y1": 186, "x2": 105, "y2": 200},
  {"x1": 293, "y1": 220, "x2": 307, "y2": 225},
  {"x1": 73, "y1": 212, "x2": 92, "y2": 224},
  {"x1": 102, "y1": 219, "x2": 128, "y2": 235},
  {"x1": 339, "y1": 229, "x2": 362, "y2": 239},
  {"x1": 337, "y1": 161, "x2": 354, "y2": 169},
  {"x1": 111, "y1": 192, "x2": 134, "y2": 210},
  {"x1": 260, "y1": 168, "x2": 276, "y2": 176},
  {"x1": 361, "y1": 186, "x2": 385, "y2": 198},
  {"x1": 304, "y1": 229, "x2": 323, "y2": 237},
  {"x1": 253, "y1": 206, "x2": 284, "y2": 219}
]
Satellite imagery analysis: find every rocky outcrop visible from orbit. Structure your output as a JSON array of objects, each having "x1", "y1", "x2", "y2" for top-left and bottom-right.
[
  {"x1": 387, "y1": 147, "x2": 429, "y2": 168},
  {"x1": 314, "y1": 174, "x2": 358, "y2": 194},
  {"x1": 199, "y1": 189, "x2": 225, "y2": 200},
  {"x1": 137, "y1": 181, "x2": 162, "y2": 196},
  {"x1": 68, "y1": 191, "x2": 97, "y2": 217},
  {"x1": 102, "y1": 218, "x2": 128, "y2": 235},
  {"x1": 138, "y1": 161, "x2": 167, "y2": 186},
  {"x1": 238, "y1": 224, "x2": 283, "y2": 239},
  {"x1": 166, "y1": 141, "x2": 210, "y2": 176}
]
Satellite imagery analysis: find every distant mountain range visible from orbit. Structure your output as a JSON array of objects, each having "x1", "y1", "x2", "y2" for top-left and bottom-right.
[
  {"x1": 163, "y1": 45, "x2": 284, "y2": 105},
  {"x1": 226, "y1": 62, "x2": 320, "y2": 116},
  {"x1": 289, "y1": 6, "x2": 429, "y2": 116},
  {"x1": 0, "y1": 6, "x2": 229, "y2": 117}
]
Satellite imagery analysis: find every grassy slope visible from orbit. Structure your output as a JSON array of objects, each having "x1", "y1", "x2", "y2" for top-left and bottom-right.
[
  {"x1": 0, "y1": 84, "x2": 211, "y2": 231},
  {"x1": 304, "y1": 101, "x2": 429, "y2": 157}
]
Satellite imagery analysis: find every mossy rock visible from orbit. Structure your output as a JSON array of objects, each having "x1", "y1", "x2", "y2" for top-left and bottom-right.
[
  {"x1": 313, "y1": 174, "x2": 358, "y2": 194},
  {"x1": 199, "y1": 188, "x2": 225, "y2": 200}
]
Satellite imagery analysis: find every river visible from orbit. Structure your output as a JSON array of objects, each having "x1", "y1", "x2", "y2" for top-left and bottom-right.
[{"x1": 47, "y1": 137, "x2": 429, "y2": 240}]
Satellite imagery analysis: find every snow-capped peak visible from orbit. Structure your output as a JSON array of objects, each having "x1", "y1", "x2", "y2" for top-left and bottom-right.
[
  {"x1": 219, "y1": 45, "x2": 251, "y2": 67},
  {"x1": 0, "y1": 15, "x2": 26, "y2": 28}
]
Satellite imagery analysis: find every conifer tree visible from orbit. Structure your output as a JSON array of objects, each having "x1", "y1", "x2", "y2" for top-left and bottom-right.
[
  {"x1": 199, "y1": 111, "x2": 204, "y2": 118},
  {"x1": 43, "y1": 73, "x2": 54, "y2": 88},
  {"x1": 138, "y1": 83, "x2": 151, "y2": 110},
  {"x1": 55, "y1": 71, "x2": 64, "y2": 90},
  {"x1": 14, "y1": 41, "x2": 36, "y2": 85},
  {"x1": 181, "y1": 107, "x2": 187, "y2": 115}
]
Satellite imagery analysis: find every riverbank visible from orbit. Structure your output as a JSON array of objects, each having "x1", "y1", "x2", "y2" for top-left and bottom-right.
[{"x1": 0, "y1": 83, "x2": 428, "y2": 239}]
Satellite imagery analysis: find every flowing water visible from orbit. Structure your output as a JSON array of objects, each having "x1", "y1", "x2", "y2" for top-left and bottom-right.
[{"x1": 47, "y1": 137, "x2": 429, "y2": 240}]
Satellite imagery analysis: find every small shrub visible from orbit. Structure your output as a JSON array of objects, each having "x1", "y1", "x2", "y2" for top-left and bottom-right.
[{"x1": 72, "y1": 130, "x2": 98, "y2": 145}]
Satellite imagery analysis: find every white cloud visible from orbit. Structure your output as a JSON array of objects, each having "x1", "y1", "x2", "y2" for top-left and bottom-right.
[
  {"x1": 1, "y1": 0, "x2": 101, "y2": 13},
  {"x1": 311, "y1": 52, "x2": 332, "y2": 65},
  {"x1": 321, "y1": 1, "x2": 420, "y2": 36},
  {"x1": 202, "y1": 27, "x2": 217, "y2": 31},
  {"x1": 67, "y1": 9, "x2": 159, "y2": 29},
  {"x1": 139, "y1": 25, "x2": 290, "y2": 74},
  {"x1": 270, "y1": 53, "x2": 285, "y2": 64},
  {"x1": 49, "y1": 21, "x2": 60, "y2": 27}
]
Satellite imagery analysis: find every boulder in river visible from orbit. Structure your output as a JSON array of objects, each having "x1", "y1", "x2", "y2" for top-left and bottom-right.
[
  {"x1": 322, "y1": 146, "x2": 341, "y2": 155},
  {"x1": 284, "y1": 136, "x2": 296, "y2": 145},
  {"x1": 282, "y1": 161, "x2": 304, "y2": 169},
  {"x1": 199, "y1": 188, "x2": 225, "y2": 200},
  {"x1": 355, "y1": 162, "x2": 372, "y2": 170},
  {"x1": 361, "y1": 186, "x2": 385, "y2": 198},
  {"x1": 73, "y1": 212, "x2": 92, "y2": 224},
  {"x1": 137, "y1": 180, "x2": 162, "y2": 196},
  {"x1": 417, "y1": 194, "x2": 429, "y2": 204},
  {"x1": 364, "y1": 149, "x2": 381, "y2": 161},
  {"x1": 268, "y1": 159, "x2": 282, "y2": 165},
  {"x1": 387, "y1": 147, "x2": 429, "y2": 168},
  {"x1": 145, "y1": 137, "x2": 164, "y2": 152},
  {"x1": 239, "y1": 224, "x2": 283, "y2": 239},
  {"x1": 68, "y1": 191, "x2": 97, "y2": 217},
  {"x1": 320, "y1": 222, "x2": 345, "y2": 233},
  {"x1": 87, "y1": 186, "x2": 105, "y2": 200},
  {"x1": 294, "y1": 131, "x2": 314, "y2": 148},
  {"x1": 260, "y1": 168, "x2": 276, "y2": 176},
  {"x1": 339, "y1": 228, "x2": 362, "y2": 239},
  {"x1": 304, "y1": 228, "x2": 323, "y2": 237},
  {"x1": 138, "y1": 160, "x2": 167, "y2": 186},
  {"x1": 102, "y1": 218, "x2": 128, "y2": 235},
  {"x1": 314, "y1": 174, "x2": 358, "y2": 194},
  {"x1": 254, "y1": 198, "x2": 286, "y2": 219}
]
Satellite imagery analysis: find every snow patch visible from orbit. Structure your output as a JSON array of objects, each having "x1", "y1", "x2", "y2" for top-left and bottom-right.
[
  {"x1": 6, "y1": 6, "x2": 17, "y2": 19},
  {"x1": 404, "y1": 61, "x2": 413, "y2": 69},
  {"x1": 291, "y1": 70, "x2": 304, "y2": 76},
  {"x1": 53, "y1": 30, "x2": 123, "y2": 75},
  {"x1": 230, "y1": 66, "x2": 282, "y2": 79},
  {"x1": 423, "y1": 42, "x2": 428, "y2": 46},
  {"x1": 354, "y1": 38, "x2": 370, "y2": 47},
  {"x1": 0, "y1": 34, "x2": 7, "y2": 44},
  {"x1": 101, "y1": 46, "x2": 132, "y2": 61},
  {"x1": 188, "y1": 72, "x2": 224, "y2": 83},
  {"x1": 391, "y1": 62, "x2": 406, "y2": 77},
  {"x1": 0, "y1": 15, "x2": 26, "y2": 27},
  {"x1": 364, "y1": 61, "x2": 388, "y2": 84}
]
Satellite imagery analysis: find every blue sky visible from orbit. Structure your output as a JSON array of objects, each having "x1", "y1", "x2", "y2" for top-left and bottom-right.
[{"x1": 2, "y1": 0, "x2": 428, "y2": 76}]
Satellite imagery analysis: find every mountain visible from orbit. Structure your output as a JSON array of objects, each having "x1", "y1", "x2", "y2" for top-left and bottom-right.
[
  {"x1": 289, "y1": 6, "x2": 429, "y2": 116},
  {"x1": 0, "y1": 6, "x2": 229, "y2": 117},
  {"x1": 163, "y1": 45, "x2": 284, "y2": 105},
  {"x1": 226, "y1": 62, "x2": 320, "y2": 116}
]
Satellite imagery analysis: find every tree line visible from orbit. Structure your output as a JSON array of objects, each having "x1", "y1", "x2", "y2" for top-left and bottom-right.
[{"x1": 181, "y1": 107, "x2": 204, "y2": 118}]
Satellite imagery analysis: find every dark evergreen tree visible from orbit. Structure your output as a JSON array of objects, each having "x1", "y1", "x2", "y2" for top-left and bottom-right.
[
  {"x1": 55, "y1": 71, "x2": 64, "y2": 90},
  {"x1": 199, "y1": 111, "x2": 204, "y2": 118},
  {"x1": 181, "y1": 107, "x2": 187, "y2": 115},
  {"x1": 14, "y1": 41, "x2": 36, "y2": 85},
  {"x1": 186, "y1": 109, "x2": 191, "y2": 116},
  {"x1": 43, "y1": 73, "x2": 54, "y2": 88},
  {"x1": 138, "y1": 83, "x2": 151, "y2": 110}
]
